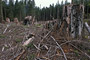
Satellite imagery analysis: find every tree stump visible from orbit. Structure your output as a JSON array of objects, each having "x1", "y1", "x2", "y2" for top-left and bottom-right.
[{"x1": 63, "y1": 4, "x2": 84, "y2": 38}]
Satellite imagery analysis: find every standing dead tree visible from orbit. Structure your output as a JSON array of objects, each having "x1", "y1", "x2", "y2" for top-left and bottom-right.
[{"x1": 62, "y1": 4, "x2": 84, "y2": 38}]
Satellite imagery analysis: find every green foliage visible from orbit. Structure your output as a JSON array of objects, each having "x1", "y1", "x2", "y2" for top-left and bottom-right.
[
  {"x1": 35, "y1": 24, "x2": 43, "y2": 27},
  {"x1": 23, "y1": 25, "x2": 29, "y2": 28},
  {"x1": 15, "y1": 38, "x2": 22, "y2": 43},
  {"x1": 26, "y1": 43, "x2": 34, "y2": 48},
  {"x1": 0, "y1": 0, "x2": 3, "y2": 22},
  {"x1": 1, "y1": 0, "x2": 90, "y2": 21},
  {"x1": 1, "y1": 0, "x2": 65, "y2": 21},
  {"x1": 74, "y1": 50, "x2": 80, "y2": 57},
  {"x1": 88, "y1": 40, "x2": 90, "y2": 42},
  {"x1": 0, "y1": 34, "x2": 6, "y2": 38},
  {"x1": 88, "y1": 49, "x2": 90, "y2": 52},
  {"x1": 85, "y1": 36, "x2": 88, "y2": 39},
  {"x1": 8, "y1": 0, "x2": 14, "y2": 20},
  {"x1": 27, "y1": 54, "x2": 35, "y2": 60},
  {"x1": 2, "y1": 0, "x2": 35, "y2": 21}
]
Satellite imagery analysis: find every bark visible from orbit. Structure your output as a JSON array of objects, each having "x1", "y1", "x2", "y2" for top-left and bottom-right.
[{"x1": 63, "y1": 4, "x2": 84, "y2": 38}]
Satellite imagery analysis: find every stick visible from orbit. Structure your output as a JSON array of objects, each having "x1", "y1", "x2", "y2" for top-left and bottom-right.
[
  {"x1": 51, "y1": 36, "x2": 67, "y2": 60},
  {"x1": 43, "y1": 45, "x2": 48, "y2": 50},
  {"x1": 33, "y1": 44, "x2": 41, "y2": 50},
  {"x1": 3, "y1": 24, "x2": 10, "y2": 34},
  {"x1": 23, "y1": 37, "x2": 34, "y2": 47},
  {"x1": 60, "y1": 40, "x2": 90, "y2": 46},
  {"x1": 15, "y1": 50, "x2": 25, "y2": 60},
  {"x1": 69, "y1": 43, "x2": 90, "y2": 59},
  {"x1": 38, "y1": 30, "x2": 52, "y2": 49},
  {"x1": 41, "y1": 30, "x2": 52, "y2": 42},
  {"x1": 61, "y1": 39, "x2": 90, "y2": 59}
]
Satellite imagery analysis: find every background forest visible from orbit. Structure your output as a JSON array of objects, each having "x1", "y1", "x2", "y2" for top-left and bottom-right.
[{"x1": 0, "y1": 0, "x2": 90, "y2": 22}]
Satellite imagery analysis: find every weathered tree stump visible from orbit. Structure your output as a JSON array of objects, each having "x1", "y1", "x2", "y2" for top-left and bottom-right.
[{"x1": 63, "y1": 4, "x2": 84, "y2": 38}]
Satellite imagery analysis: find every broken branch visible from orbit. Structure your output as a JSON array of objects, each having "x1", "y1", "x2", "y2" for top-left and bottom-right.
[
  {"x1": 15, "y1": 50, "x2": 25, "y2": 60},
  {"x1": 23, "y1": 37, "x2": 34, "y2": 47},
  {"x1": 51, "y1": 36, "x2": 67, "y2": 60},
  {"x1": 3, "y1": 24, "x2": 10, "y2": 34},
  {"x1": 69, "y1": 43, "x2": 90, "y2": 59}
]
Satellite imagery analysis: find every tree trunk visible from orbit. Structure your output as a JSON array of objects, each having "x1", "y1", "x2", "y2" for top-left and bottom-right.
[
  {"x1": 0, "y1": 0, "x2": 3, "y2": 22},
  {"x1": 20, "y1": 10, "x2": 21, "y2": 21},
  {"x1": 63, "y1": 4, "x2": 84, "y2": 38}
]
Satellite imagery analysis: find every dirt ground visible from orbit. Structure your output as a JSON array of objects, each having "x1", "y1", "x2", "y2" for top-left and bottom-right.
[{"x1": 0, "y1": 22, "x2": 90, "y2": 60}]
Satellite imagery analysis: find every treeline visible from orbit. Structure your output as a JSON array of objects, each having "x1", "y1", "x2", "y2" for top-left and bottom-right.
[
  {"x1": 35, "y1": 1, "x2": 64, "y2": 21},
  {"x1": 0, "y1": 0, "x2": 90, "y2": 22},
  {"x1": 1, "y1": 0, "x2": 35, "y2": 21}
]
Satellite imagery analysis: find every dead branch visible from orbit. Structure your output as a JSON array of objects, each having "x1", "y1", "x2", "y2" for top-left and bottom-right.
[
  {"x1": 46, "y1": 47, "x2": 52, "y2": 56},
  {"x1": 38, "y1": 30, "x2": 52, "y2": 49},
  {"x1": 33, "y1": 44, "x2": 41, "y2": 50},
  {"x1": 14, "y1": 36, "x2": 35, "y2": 60},
  {"x1": 60, "y1": 40, "x2": 90, "y2": 46},
  {"x1": 42, "y1": 57, "x2": 50, "y2": 60},
  {"x1": 43, "y1": 45, "x2": 49, "y2": 50},
  {"x1": 50, "y1": 36, "x2": 68, "y2": 60},
  {"x1": 41, "y1": 30, "x2": 52, "y2": 42},
  {"x1": 3, "y1": 24, "x2": 10, "y2": 34},
  {"x1": 69, "y1": 43, "x2": 90, "y2": 59},
  {"x1": 2, "y1": 47, "x2": 5, "y2": 51},
  {"x1": 15, "y1": 50, "x2": 25, "y2": 60},
  {"x1": 23, "y1": 37, "x2": 34, "y2": 47}
]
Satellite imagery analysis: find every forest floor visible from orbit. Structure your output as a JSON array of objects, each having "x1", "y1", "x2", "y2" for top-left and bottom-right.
[{"x1": 0, "y1": 21, "x2": 90, "y2": 60}]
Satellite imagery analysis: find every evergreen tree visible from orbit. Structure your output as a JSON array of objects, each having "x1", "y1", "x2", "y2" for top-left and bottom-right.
[
  {"x1": 0, "y1": 0, "x2": 3, "y2": 22},
  {"x1": 65, "y1": 0, "x2": 68, "y2": 5},
  {"x1": 27, "y1": 0, "x2": 35, "y2": 16},
  {"x1": 2, "y1": 0, "x2": 7, "y2": 20},
  {"x1": 19, "y1": 0, "x2": 26, "y2": 20},
  {"x1": 8, "y1": 0, "x2": 14, "y2": 20},
  {"x1": 31, "y1": 0, "x2": 35, "y2": 16},
  {"x1": 14, "y1": 0, "x2": 19, "y2": 18}
]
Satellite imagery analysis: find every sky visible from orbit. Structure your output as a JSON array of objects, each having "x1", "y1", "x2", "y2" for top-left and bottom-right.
[
  {"x1": 14, "y1": 0, "x2": 71, "y2": 8},
  {"x1": 35, "y1": 0, "x2": 71, "y2": 8}
]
